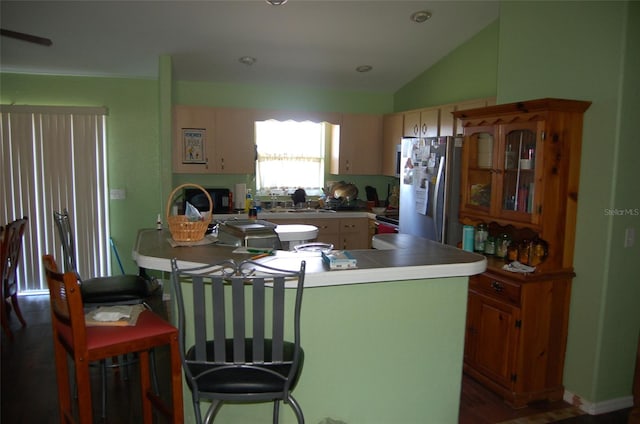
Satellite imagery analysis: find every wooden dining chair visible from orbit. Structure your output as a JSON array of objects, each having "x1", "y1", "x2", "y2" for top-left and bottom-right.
[
  {"x1": 171, "y1": 258, "x2": 306, "y2": 424},
  {"x1": 1, "y1": 217, "x2": 28, "y2": 340},
  {"x1": 42, "y1": 254, "x2": 183, "y2": 424}
]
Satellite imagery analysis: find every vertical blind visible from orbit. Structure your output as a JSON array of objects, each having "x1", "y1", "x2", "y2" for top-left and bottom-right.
[{"x1": 1, "y1": 105, "x2": 110, "y2": 293}]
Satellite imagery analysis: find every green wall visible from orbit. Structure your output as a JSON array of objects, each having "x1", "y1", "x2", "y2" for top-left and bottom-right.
[
  {"x1": 174, "y1": 80, "x2": 392, "y2": 114},
  {"x1": 394, "y1": 0, "x2": 639, "y2": 409},
  {"x1": 496, "y1": 0, "x2": 639, "y2": 406},
  {"x1": 599, "y1": 0, "x2": 640, "y2": 401},
  {"x1": 0, "y1": 74, "x2": 163, "y2": 274},
  {"x1": 394, "y1": 19, "x2": 499, "y2": 111}
]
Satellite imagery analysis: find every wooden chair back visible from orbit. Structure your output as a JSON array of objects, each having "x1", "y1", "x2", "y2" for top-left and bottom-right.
[
  {"x1": 2, "y1": 217, "x2": 28, "y2": 296},
  {"x1": 42, "y1": 254, "x2": 88, "y2": 353}
]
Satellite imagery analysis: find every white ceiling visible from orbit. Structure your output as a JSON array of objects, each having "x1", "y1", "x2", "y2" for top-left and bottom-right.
[{"x1": 0, "y1": 0, "x2": 499, "y2": 92}]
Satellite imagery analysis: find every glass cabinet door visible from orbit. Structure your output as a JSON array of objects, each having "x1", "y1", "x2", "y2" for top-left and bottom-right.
[
  {"x1": 462, "y1": 129, "x2": 495, "y2": 213},
  {"x1": 499, "y1": 123, "x2": 540, "y2": 221}
]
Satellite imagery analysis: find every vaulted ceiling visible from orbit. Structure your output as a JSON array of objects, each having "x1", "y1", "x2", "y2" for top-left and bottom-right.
[{"x1": 1, "y1": 1, "x2": 499, "y2": 92}]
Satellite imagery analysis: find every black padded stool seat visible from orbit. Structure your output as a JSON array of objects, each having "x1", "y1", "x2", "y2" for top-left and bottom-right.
[
  {"x1": 185, "y1": 339, "x2": 304, "y2": 394},
  {"x1": 80, "y1": 274, "x2": 154, "y2": 304}
]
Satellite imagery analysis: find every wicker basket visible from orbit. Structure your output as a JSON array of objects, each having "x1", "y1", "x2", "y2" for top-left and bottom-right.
[{"x1": 166, "y1": 183, "x2": 212, "y2": 242}]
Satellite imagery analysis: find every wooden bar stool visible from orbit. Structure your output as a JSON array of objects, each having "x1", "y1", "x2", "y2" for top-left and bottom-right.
[{"x1": 42, "y1": 254, "x2": 183, "y2": 424}]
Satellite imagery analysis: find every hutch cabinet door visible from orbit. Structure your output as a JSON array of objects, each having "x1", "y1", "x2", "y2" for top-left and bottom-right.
[
  {"x1": 459, "y1": 125, "x2": 496, "y2": 219},
  {"x1": 495, "y1": 121, "x2": 545, "y2": 226},
  {"x1": 466, "y1": 289, "x2": 521, "y2": 390}
]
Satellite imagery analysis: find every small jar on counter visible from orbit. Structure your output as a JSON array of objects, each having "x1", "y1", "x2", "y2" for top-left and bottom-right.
[
  {"x1": 474, "y1": 223, "x2": 488, "y2": 252},
  {"x1": 519, "y1": 240, "x2": 531, "y2": 264},
  {"x1": 507, "y1": 243, "x2": 519, "y2": 262},
  {"x1": 484, "y1": 236, "x2": 496, "y2": 256},
  {"x1": 496, "y1": 233, "x2": 511, "y2": 259}
]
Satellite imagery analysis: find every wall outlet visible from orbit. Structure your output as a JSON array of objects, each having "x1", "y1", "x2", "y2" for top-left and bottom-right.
[{"x1": 624, "y1": 227, "x2": 635, "y2": 248}]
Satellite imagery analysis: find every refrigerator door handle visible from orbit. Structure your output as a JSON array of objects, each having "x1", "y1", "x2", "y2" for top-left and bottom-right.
[{"x1": 433, "y1": 155, "x2": 445, "y2": 242}]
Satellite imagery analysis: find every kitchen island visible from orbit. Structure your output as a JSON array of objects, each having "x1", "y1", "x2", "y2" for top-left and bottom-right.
[{"x1": 133, "y1": 229, "x2": 485, "y2": 424}]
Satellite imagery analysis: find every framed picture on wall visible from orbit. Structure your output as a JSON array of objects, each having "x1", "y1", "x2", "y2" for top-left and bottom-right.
[{"x1": 182, "y1": 128, "x2": 206, "y2": 164}]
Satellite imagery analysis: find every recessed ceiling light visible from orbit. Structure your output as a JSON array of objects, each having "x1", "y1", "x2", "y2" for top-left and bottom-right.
[
  {"x1": 410, "y1": 10, "x2": 432, "y2": 23},
  {"x1": 239, "y1": 56, "x2": 257, "y2": 66},
  {"x1": 265, "y1": 0, "x2": 288, "y2": 5},
  {"x1": 356, "y1": 65, "x2": 373, "y2": 73}
]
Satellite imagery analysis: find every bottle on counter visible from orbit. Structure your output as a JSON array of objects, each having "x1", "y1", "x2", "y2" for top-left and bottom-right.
[
  {"x1": 244, "y1": 189, "x2": 253, "y2": 213},
  {"x1": 484, "y1": 236, "x2": 496, "y2": 256},
  {"x1": 156, "y1": 214, "x2": 162, "y2": 231},
  {"x1": 248, "y1": 197, "x2": 258, "y2": 220},
  {"x1": 462, "y1": 225, "x2": 475, "y2": 252},
  {"x1": 474, "y1": 223, "x2": 488, "y2": 253},
  {"x1": 496, "y1": 233, "x2": 511, "y2": 259},
  {"x1": 519, "y1": 239, "x2": 531, "y2": 264}
]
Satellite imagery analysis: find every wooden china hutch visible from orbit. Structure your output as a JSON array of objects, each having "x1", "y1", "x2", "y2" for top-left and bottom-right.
[{"x1": 453, "y1": 98, "x2": 591, "y2": 408}]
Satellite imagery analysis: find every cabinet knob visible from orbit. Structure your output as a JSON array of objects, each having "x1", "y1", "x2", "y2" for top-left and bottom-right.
[{"x1": 490, "y1": 281, "x2": 504, "y2": 293}]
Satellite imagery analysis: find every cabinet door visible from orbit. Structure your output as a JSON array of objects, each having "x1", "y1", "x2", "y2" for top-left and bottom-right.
[
  {"x1": 305, "y1": 218, "x2": 341, "y2": 247},
  {"x1": 333, "y1": 114, "x2": 382, "y2": 175},
  {"x1": 382, "y1": 113, "x2": 403, "y2": 177},
  {"x1": 339, "y1": 218, "x2": 369, "y2": 250},
  {"x1": 439, "y1": 104, "x2": 455, "y2": 137},
  {"x1": 460, "y1": 126, "x2": 496, "y2": 218},
  {"x1": 403, "y1": 110, "x2": 421, "y2": 137},
  {"x1": 214, "y1": 108, "x2": 256, "y2": 174},
  {"x1": 173, "y1": 105, "x2": 215, "y2": 173},
  {"x1": 467, "y1": 290, "x2": 521, "y2": 390},
  {"x1": 420, "y1": 108, "x2": 439, "y2": 138},
  {"x1": 496, "y1": 122, "x2": 544, "y2": 225},
  {"x1": 403, "y1": 108, "x2": 439, "y2": 138}
]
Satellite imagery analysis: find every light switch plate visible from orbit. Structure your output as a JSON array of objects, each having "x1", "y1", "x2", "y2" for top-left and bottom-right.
[
  {"x1": 110, "y1": 188, "x2": 126, "y2": 200},
  {"x1": 624, "y1": 227, "x2": 635, "y2": 248}
]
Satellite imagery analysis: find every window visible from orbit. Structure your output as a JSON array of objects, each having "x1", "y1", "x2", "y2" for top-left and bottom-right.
[
  {"x1": 1, "y1": 106, "x2": 110, "y2": 293},
  {"x1": 255, "y1": 120, "x2": 329, "y2": 196}
]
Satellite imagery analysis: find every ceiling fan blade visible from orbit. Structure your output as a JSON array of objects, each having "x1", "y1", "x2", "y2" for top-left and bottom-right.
[{"x1": 0, "y1": 29, "x2": 52, "y2": 46}]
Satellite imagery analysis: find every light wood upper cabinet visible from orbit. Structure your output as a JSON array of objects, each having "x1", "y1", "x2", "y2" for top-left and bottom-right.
[
  {"x1": 214, "y1": 108, "x2": 256, "y2": 174},
  {"x1": 331, "y1": 113, "x2": 383, "y2": 175},
  {"x1": 403, "y1": 108, "x2": 439, "y2": 138},
  {"x1": 172, "y1": 105, "x2": 216, "y2": 174},
  {"x1": 439, "y1": 104, "x2": 456, "y2": 137},
  {"x1": 173, "y1": 106, "x2": 256, "y2": 174},
  {"x1": 382, "y1": 113, "x2": 403, "y2": 177},
  {"x1": 403, "y1": 110, "x2": 420, "y2": 137}
]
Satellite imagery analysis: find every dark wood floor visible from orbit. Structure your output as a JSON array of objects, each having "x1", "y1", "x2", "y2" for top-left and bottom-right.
[{"x1": 1, "y1": 295, "x2": 632, "y2": 423}]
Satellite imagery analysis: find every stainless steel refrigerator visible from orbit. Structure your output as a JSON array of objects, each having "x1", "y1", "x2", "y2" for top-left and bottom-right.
[{"x1": 398, "y1": 136, "x2": 463, "y2": 246}]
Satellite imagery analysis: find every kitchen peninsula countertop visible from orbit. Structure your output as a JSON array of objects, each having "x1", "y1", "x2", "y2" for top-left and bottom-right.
[
  {"x1": 133, "y1": 228, "x2": 485, "y2": 423},
  {"x1": 133, "y1": 229, "x2": 486, "y2": 287}
]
